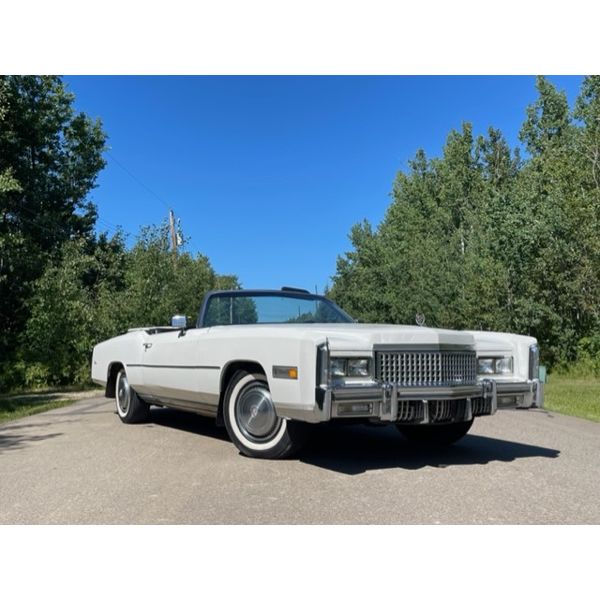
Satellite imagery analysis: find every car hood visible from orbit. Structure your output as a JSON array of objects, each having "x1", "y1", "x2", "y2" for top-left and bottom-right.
[{"x1": 211, "y1": 323, "x2": 476, "y2": 351}]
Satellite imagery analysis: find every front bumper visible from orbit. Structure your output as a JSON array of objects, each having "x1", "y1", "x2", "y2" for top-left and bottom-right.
[
  {"x1": 496, "y1": 379, "x2": 544, "y2": 409},
  {"x1": 314, "y1": 379, "x2": 498, "y2": 424}
]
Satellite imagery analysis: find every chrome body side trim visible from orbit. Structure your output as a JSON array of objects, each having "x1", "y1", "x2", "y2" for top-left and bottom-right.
[
  {"x1": 139, "y1": 393, "x2": 219, "y2": 418},
  {"x1": 126, "y1": 363, "x2": 220, "y2": 370}
]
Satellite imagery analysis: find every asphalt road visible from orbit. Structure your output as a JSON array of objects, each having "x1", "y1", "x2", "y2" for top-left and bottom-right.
[{"x1": 1, "y1": 394, "x2": 599, "y2": 524}]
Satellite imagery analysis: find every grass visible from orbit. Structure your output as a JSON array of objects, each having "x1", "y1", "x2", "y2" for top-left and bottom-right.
[
  {"x1": 544, "y1": 374, "x2": 600, "y2": 422},
  {"x1": 0, "y1": 387, "x2": 103, "y2": 424},
  {"x1": 0, "y1": 393, "x2": 77, "y2": 424},
  {"x1": 0, "y1": 382, "x2": 95, "y2": 397}
]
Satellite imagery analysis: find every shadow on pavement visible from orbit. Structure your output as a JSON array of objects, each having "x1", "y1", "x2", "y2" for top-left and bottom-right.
[
  {"x1": 299, "y1": 424, "x2": 560, "y2": 475},
  {"x1": 0, "y1": 420, "x2": 69, "y2": 431},
  {"x1": 147, "y1": 408, "x2": 230, "y2": 442},
  {"x1": 0, "y1": 432, "x2": 63, "y2": 454},
  {"x1": 146, "y1": 409, "x2": 559, "y2": 474}
]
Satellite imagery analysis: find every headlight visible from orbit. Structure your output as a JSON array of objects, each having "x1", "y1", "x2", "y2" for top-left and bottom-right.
[
  {"x1": 477, "y1": 358, "x2": 495, "y2": 374},
  {"x1": 347, "y1": 358, "x2": 370, "y2": 377},
  {"x1": 330, "y1": 357, "x2": 371, "y2": 378},
  {"x1": 478, "y1": 357, "x2": 513, "y2": 375},
  {"x1": 330, "y1": 358, "x2": 347, "y2": 378},
  {"x1": 495, "y1": 357, "x2": 513, "y2": 374}
]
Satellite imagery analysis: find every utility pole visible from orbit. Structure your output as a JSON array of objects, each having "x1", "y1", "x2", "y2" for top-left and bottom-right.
[{"x1": 169, "y1": 209, "x2": 178, "y2": 263}]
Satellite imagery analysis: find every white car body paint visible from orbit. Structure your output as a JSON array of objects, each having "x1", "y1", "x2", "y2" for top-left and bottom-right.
[{"x1": 92, "y1": 314, "x2": 543, "y2": 423}]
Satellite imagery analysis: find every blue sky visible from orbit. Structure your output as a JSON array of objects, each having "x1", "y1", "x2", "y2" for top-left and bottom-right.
[{"x1": 65, "y1": 75, "x2": 584, "y2": 293}]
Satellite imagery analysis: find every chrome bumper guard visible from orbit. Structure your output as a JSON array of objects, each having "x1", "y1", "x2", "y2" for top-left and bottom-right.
[
  {"x1": 324, "y1": 379, "x2": 497, "y2": 424},
  {"x1": 496, "y1": 379, "x2": 544, "y2": 409}
]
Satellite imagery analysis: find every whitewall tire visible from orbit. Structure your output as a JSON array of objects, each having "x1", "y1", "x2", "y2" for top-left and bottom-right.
[
  {"x1": 115, "y1": 369, "x2": 150, "y2": 424},
  {"x1": 223, "y1": 370, "x2": 307, "y2": 459}
]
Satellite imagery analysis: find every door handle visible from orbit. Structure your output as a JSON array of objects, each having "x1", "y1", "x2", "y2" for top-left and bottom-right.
[{"x1": 143, "y1": 343, "x2": 153, "y2": 349}]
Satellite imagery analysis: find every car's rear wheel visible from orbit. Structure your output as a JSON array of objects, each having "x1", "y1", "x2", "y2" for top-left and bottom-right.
[
  {"x1": 223, "y1": 370, "x2": 307, "y2": 459},
  {"x1": 115, "y1": 369, "x2": 150, "y2": 423},
  {"x1": 396, "y1": 419, "x2": 474, "y2": 446}
]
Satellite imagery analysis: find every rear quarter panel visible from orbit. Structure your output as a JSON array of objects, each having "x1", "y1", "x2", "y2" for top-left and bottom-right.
[{"x1": 91, "y1": 331, "x2": 146, "y2": 389}]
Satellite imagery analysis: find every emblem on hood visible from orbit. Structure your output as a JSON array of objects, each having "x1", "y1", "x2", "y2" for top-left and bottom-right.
[{"x1": 415, "y1": 313, "x2": 426, "y2": 327}]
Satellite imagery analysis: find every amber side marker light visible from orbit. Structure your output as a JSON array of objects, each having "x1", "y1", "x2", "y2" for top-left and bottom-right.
[{"x1": 272, "y1": 365, "x2": 299, "y2": 379}]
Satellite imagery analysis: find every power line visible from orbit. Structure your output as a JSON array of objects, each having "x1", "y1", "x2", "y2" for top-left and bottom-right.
[
  {"x1": 95, "y1": 217, "x2": 124, "y2": 236},
  {"x1": 5, "y1": 150, "x2": 181, "y2": 246},
  {"x1": 106, "y1": 150, "x2": 171, "y2": 211},
  {"x1": 3, "y1": 202, "x2": 122, "y2": 240}
]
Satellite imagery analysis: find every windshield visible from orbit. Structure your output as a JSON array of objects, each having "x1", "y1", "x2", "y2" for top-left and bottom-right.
[{"x1": 202, "y1": 292, "x2": 353, "y2": 326}]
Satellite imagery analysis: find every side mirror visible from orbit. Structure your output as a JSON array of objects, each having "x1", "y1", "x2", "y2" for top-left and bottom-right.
[{"x1": 171, "y1": 314, "x2": 187, "y2": 328}]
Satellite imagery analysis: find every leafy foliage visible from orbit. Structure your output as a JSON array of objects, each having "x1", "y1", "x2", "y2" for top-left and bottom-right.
[
  {"x1": 4, "y1": 75, "x2": 600, "y2": 390},
  {"x1": 0, "y1": 76, "x2": 239, "y2": 391},
  {"x1": 0, "y1": 76, "x2": 106, "y2": 365},
  {"x1": 18, "y1": 225, "x2": 235, "y2": 388},
  {"x1": 331, "y1": 76, "x2": 600, "y2": 365}
]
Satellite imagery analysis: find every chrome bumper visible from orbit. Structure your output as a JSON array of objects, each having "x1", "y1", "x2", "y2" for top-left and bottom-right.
[
  {"x1": 314, "y1": 379, "x2": 497, "y2": 424},
  {"x1": 496, "y1": 379, "x2": 544, "y2": 409}
]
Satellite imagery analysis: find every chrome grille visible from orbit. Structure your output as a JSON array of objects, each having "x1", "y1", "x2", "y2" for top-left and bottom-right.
[
  {"x1": 471, "y1": 397, "x2": 492, "y2": 416},
  {"x1": 397, "y1": 400, "x2": 424, "y2": 423},
  {"x1": 429, "y1": 398, "x2": 467, "y2": 423},
  {"x1": 376, "y1": 350, "x2": 477, "y2": 387}
]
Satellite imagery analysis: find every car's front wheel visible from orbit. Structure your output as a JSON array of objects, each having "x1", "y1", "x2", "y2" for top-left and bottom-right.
[
  {"x1": 396, "y1": 419, "x2": 474, "y2": 446},
  {"x1": 115, "y1": 369, "x2": 150, "y2": 423},
  {"x1": 223, "y1": 370, "x2": 307, "y2": 459}
]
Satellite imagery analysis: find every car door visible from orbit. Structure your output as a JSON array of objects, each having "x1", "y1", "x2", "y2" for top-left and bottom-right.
[{"x1": 139, "y1": 328, "x2": 221, "y2": 413}]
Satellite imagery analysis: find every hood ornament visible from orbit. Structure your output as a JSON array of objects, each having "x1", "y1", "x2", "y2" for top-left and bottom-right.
[{"x1": 415, "y1": 313, "x2": 426, "y2": 327}]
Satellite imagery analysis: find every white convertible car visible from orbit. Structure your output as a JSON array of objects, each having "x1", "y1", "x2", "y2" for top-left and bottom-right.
[{"x1": 91, "y1": 287, "x2": 544, "y2": 459}]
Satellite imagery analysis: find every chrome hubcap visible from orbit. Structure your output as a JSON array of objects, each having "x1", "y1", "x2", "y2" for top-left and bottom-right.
[
  {"x1": 235, "y1": 382, "x2": 280, "y2": 442},
  {"x1": 117, "y1": 374, "x2": 130, "y2": 414}
]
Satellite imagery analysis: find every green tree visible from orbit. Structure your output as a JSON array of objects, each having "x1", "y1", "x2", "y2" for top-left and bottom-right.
[
  {"x1": 333, "y1": 125, "x2": 509, "y2": 331},
  {"x1": 23, "y1": 237, "x2": 126, "y2": 385},
  {"x1": 574, "y1": 76, "x2": 600, "y2": 192},
  {"x1": 17, "y1": 223, "x2": 239, "y2": 389},
  {"x1": 513, "y1": 76, "x2": 591, "y2": 361},
  {"x1": 119, "y1": 223, "x2": 219, "y2": 327},
  {"x1": 332, "y1": 76, "x2": 600, "y2": 366},
  {"x1": 0, "y1": 76, "x2": 107, "y2": 363},
  {"x1": 520, "y1": 76, "x2": 571, "y2": 156}
]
